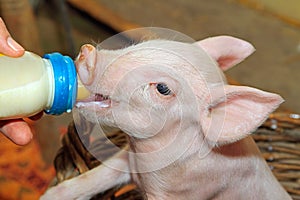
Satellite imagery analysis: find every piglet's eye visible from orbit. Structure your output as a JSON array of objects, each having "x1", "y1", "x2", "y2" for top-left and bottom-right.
[{"x1": 156, "y1": 83, "x2": 172, "y2": 95}]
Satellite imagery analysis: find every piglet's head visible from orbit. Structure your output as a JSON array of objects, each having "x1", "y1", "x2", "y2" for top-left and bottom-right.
[{"x1": 75, "y1": 36, "x2": 283, "y2": 147}]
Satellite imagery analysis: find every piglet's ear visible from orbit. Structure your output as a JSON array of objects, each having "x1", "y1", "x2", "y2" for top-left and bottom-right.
[
  {"x1": 195, "y1": 36, "x2": 255, "y2": 71},
  {"x1": 201, "y1": 85, "x2": 283, "y2": 144}
]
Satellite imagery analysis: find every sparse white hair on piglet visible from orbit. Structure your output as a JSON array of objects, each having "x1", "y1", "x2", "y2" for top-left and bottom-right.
[{"x1": 42, "y1": 35, "x2": 291, "y2": 200}]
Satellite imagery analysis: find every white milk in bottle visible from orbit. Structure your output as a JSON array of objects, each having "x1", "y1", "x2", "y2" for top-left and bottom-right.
[{"x1": 0, "y1": 52, "x2": 90, "y2": 120}]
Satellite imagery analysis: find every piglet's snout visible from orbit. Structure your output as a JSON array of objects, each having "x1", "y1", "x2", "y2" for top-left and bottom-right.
[{"x1": 75, "y1": 44, "x2": 97, "y2": 86}]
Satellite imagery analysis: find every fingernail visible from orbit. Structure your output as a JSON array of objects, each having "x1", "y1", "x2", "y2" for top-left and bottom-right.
[{"x1": 7, "y1": 36, "x2": 24, "y2": 52}]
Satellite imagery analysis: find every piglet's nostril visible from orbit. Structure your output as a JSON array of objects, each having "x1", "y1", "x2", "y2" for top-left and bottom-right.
[
  {"x1": 78, "y1": 54, "x2": 85, "y2": 61},
  {"x1": 76, "y1": 44, "x2": 97, "y2": 86},
  {"x1": 78, "y1": 44, "x2": 95, "y2": 61},
  {"x1": 81, "y1": 44, "x2": 95, "y2": 54}
]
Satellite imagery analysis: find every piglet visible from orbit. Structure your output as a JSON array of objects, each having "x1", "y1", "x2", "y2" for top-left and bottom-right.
[{"x1": 41, "y1": 36, "x2": 291, "y2": 200}]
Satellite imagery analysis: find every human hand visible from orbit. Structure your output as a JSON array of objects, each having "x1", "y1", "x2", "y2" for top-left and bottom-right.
[
  {"x1": 0, "y1": 18, "x2": 24, "y2": 57},
  {"x1": 0, "y1": 17, "x2": 40, "y2": 145}
]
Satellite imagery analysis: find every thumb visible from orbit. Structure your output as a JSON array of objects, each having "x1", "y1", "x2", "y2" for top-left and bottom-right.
[
  {"x1": 0, "y1": 17, "x2": 24, "y2": 57},
  {"x1": 0, "y1": 119, "x2": 33, "y2": 145}
]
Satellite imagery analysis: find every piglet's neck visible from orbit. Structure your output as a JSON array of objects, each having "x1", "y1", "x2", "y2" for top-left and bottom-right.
[
  {"x1": 200, "y1": 137, "x2": 291, "y2": 200},
  {"x1": 128, "y1": 126, "x2": 206, "y2": 167},
  {"x1": 130, "y1": 136, "x2": 290, "y2": 200}
]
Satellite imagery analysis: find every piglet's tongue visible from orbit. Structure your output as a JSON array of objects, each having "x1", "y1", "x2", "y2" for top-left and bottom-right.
[{"x1": 75, "y1": 93, "x2": 111, "y2": 108}]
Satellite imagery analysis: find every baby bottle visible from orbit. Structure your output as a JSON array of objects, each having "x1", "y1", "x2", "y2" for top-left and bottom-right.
[{"x1": 0, "y1": 51, "x2": 90, "y2": 120}]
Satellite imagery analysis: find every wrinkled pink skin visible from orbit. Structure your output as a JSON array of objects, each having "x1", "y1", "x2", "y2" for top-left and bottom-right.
[{"x1": 41, "y1": 36, "x2": 291, "y2": 200}]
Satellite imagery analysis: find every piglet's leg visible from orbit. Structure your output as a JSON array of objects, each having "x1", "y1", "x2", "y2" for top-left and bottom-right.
[{"x1": 40, "y1": 150, "x2": 130, "y2": 200}]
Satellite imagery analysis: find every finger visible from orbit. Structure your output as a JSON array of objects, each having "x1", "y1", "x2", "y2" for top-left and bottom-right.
[
  {"x1": 0, "y1": 17, "x2": 25, "y2": 57},
  {"x1": 0, "y1": 119, "x2": 33, "y2": 145}
]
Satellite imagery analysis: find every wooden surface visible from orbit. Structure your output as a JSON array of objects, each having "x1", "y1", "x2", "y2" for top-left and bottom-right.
[{"x1": 67, "y1": 0, "x2": 140, "y2": 33}]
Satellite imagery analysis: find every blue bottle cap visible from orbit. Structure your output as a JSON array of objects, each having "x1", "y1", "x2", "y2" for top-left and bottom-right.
[{"x1": 43, "y1": 53, "x2": 77, "y2": 115}]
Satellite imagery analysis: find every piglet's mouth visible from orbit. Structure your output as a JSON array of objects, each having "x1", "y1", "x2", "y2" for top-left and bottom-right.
[{"x1": 75, "y1": 93, "x2": 112, "y2": 109}]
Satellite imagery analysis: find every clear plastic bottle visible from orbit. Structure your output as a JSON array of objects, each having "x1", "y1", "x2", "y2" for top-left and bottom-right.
[{"x1": 0, "y1": 51, "x2": 90, "y2": 120}]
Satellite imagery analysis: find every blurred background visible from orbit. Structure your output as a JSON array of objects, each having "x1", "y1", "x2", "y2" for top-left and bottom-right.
[{"x1": 0, "y1": 0, "x2": 299, "y2": 199}]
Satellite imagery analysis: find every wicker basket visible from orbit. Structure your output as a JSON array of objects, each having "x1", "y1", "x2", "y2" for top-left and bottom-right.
[
  {"x1": 253, "y1": 112, "x2": 300, "y2": 199},
  {"x1": 50, "y1": 111, "x2": 300, "y2": 200}
]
